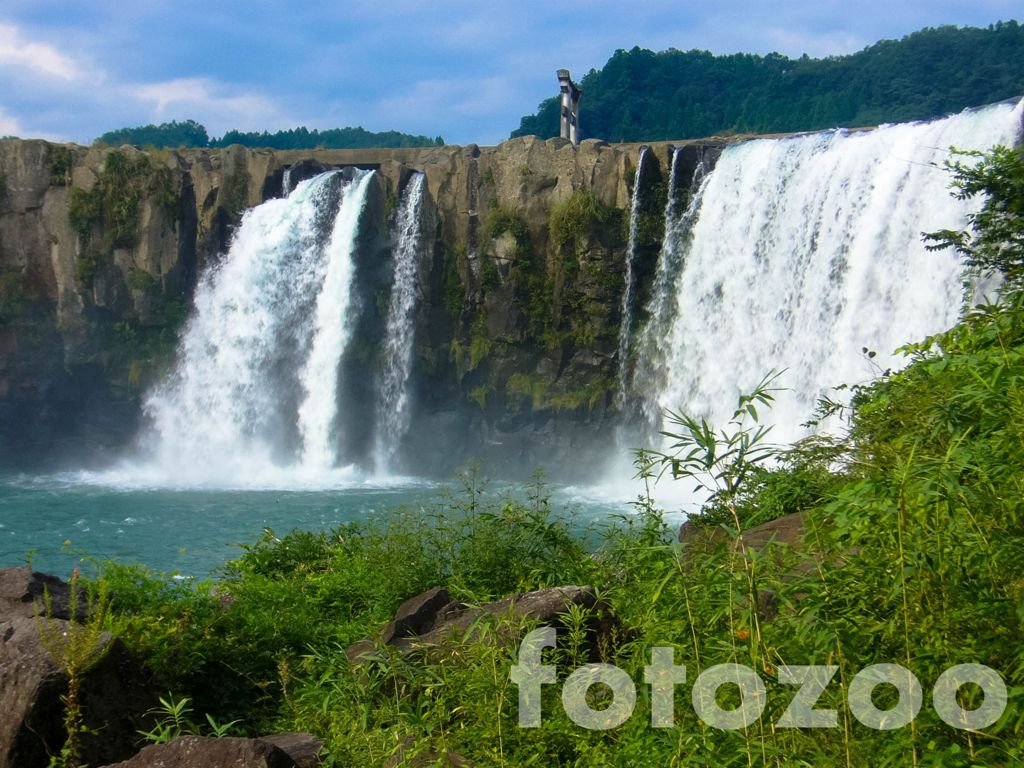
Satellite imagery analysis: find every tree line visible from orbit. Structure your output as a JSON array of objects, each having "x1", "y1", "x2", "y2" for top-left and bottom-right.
[
  {"x1": 96, "y1": 120, "x2": 444, "y2": 150},
  {"x1": 513, "y1": 21, "x2": 1024, "y2": 141}
]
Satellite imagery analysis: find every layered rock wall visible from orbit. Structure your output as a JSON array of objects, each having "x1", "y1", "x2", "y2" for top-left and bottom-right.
[{"x1": 0, "y1": 137, "x2": 728, "y2": 473}]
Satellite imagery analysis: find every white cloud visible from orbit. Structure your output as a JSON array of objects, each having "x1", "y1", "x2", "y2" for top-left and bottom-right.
[
  {"x1": 0, "y1": 23, "x2": 82, "y2": 81},
  {"x1": 761, "y1": 28, "x2": 866, "y2": 57},
  {"x1": 0, "y1": 108, "x2": 21, "y2": 136},
  {"x1": 129, "y1": 77, "x2": 286, "y2": 135},
  {"x1": 369, "y1": 75, "x2": 528, "y2": 129}
]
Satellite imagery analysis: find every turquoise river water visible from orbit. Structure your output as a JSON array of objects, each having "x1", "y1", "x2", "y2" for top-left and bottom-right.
[{"x1": 0, "y1": 470, "x2": 657, "y2": 579}]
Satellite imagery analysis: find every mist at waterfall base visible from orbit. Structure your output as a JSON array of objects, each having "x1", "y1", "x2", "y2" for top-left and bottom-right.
[{"x1": 3, "y1": 100, "x2": 1022, "y2": 576}]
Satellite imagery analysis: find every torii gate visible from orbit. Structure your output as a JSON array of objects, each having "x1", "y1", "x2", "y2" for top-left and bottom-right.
[{"x1": 557, "y1": 69, "x2": 581, "y2": 145}]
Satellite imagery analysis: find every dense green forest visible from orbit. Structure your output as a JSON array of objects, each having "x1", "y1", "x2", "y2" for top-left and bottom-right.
[
  {"x1": 513, "y1": 21, "x2": 1024, "y2": 141},
  {"x1": 96, "y1": 120, "x2": 444, "y2": 149}
]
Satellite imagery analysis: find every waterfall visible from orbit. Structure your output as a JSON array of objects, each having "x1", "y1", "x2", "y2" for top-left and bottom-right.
[
  {"x1": 141, "y1": 169, "x2": 374, "y2": 486},
  {"x1": 631, "y1": 147, "x2": 711, "y2": 425},
  {"x1": 296, "y1": 171, "x2": 374, "y2": 468},
  {"x1": 616, "y1": 147, "x2": 649, "y2": 401},
  {"x1": 651, "y1": 101, "x2": 1023, "y2": 448},
  {"x1": 374, "y1": 172, "x2": 427, "y2": 473},
  {"x1": 282, "y1": 166, "x2": 294, "y2": 196}
]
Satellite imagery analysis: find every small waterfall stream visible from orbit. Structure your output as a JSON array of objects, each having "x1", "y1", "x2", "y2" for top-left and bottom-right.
[
  {"x1": 374, "y1": 173, "x2": 427, "y2": 473},
  {"x1": 296, "y1": 171, "x2": 374, "y2": 468},
  {"x1": 616, "y1": 146, "x2": 649, "y2": 401},
  {"x1": 142, "y1": 170, "x2": 374, "y2": 485},
  {"x1": 630, "y1": 147, "x2": 711, "y2": 426}
]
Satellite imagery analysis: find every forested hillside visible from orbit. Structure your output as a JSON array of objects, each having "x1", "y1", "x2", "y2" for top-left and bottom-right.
[
  {"x1": 513, "y1": 21, "x2": 1024, "y2": 141},
  {"x1": 96, "y1": 120, "x2": 444, "y2": 149}
]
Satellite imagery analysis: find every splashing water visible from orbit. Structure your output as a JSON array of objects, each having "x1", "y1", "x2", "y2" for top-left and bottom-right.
[{"x1": 374, "y1": 173, "x2": 427, "y2": 473}]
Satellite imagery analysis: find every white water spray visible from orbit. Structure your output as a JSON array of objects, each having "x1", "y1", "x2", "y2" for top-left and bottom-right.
[
  {"x1": 652, "y1": 102, "x2": 1023, "y2": 447},
  {"x1": 630, "y1": 147, "x2": 711, "y2": 424},
  {"x1": 297, "y1": 171, "x2": 373, "y2": 468},
  {"x1": 616, "y1": 147, "x2": 649, "y2": 400},
  {"x1": 374, "y1": 173, "x2": 427, "y2": 472},
  {"x1": 139, "y1": 170, "x2": 374, "y2": 486}
]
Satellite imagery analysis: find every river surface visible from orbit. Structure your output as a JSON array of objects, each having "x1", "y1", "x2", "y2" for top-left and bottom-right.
[{"x1": 0, "y1": 470, "x2": 655, "y2": 578}]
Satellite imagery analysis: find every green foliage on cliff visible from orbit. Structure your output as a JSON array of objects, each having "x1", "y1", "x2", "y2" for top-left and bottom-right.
[
  {"x1": 507, "y1": 371, "x2": 615, "y2": 411},
  {"x1": 68, "y1": 150, "x2": 175, "y2": 263},
  {"x1": 105, "y1": 295, "x2": 187, "y2": 392},
  {"x1": 442, "y1": 242, "x2": 466, "y2": 318},
  {"x1": 48, "y1": 145, "x2": 73, "y2": 186},
  {"x1": 549, "y1": 190, "x2": 623, "y2": 252},
  {"x1": 96, "y1": 119, "x2": 444, "y2": 150},
  {"x1": 514, "y1": 22, "x2": 1024, "y2": 141},
  {"x1": 547, "y1": 191, "x2": 626, "y2": 353}
]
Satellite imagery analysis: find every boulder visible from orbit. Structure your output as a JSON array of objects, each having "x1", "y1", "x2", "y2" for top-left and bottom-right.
[
  {"x1": 382, "y1": 585, "x2": 451, "y2": 643},
  {"x1": 412, "y1": 585, "x2": 598, "y2": 647},
  {"x1": 742, "y1": 511, "x2": 807, "y2": 550},
  {"x1": 0, "y1": 615, "x2": 154, "y2": 768},
  {"x1": 0, "y1": 567, "x2": 84, "y2": 620},
  {"x1": 99, "y1": 736, "x2": 298, "y2": 768},
  {"x1": 347, "y1": 585, "x2": 604, "y2": 664},
  {"x1": 678, "y1": 511, "x2": 807, "y2": 551},
  {"x1": 258, "y1": 733, "x2": 324, "y2": 768}
]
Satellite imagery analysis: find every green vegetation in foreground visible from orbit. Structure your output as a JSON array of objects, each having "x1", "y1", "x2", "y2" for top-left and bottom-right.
[
  {"x1": 96, "y1": 119, "x2": 444, "y2": 150},
  {"x1": 514, "y1": 21, "x2": 1024, "y2": 141},
  {"x1": 72, "y1": 146, "x2": 1024, "y2": 765}
]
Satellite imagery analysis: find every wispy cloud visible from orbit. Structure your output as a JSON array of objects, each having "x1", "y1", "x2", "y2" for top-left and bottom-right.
[
  {"x1": 761, "y1": 28, "x2": 865, "y2": 57},
  {"x1": 129, "y1": 77, "x2": 286, "y2": 135},
  {"x1": 0, "y1": 23, "x2": 82, "y2": 81},
  {"x1": 0, "y1": 108, "x2": 22, "y2": 136}
]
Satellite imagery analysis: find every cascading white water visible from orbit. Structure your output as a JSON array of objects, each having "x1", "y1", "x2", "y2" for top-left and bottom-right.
[
  {"x1": 630, "y1": 147, "x2": 711, "y2": 424},
  {"x1": 374, "y1": 172, "x2": 426, "y2": 473},
  {"x1": 282, "y1": 167, "x2": 294, "y2": 196},
  {"x1": 616, "y1": 147, "x2": 649, "y2": 401},
  {"x1": 140, "y1": 169, "x2": 373, "y2": 486},
  {"x1": 652, "y1": 101, "x2": 1023, "y2": 447},
  {"x1": 296, "y1": 171, "x2": 374, "y2": 468}
]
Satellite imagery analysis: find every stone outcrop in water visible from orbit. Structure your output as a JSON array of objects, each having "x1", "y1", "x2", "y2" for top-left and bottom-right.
[{"x1": 0, "y1": 135, "x2": 720, "y2": 474}]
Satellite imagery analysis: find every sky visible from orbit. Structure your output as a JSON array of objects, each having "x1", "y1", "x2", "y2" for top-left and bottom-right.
[{"x1": 0, "y1": 1, "x2": 1020, "y2": 146}]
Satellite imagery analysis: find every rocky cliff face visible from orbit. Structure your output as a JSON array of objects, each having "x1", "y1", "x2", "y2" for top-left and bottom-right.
[{"x1": 0, "y1": 137, "x2": 726, "y2": 474}]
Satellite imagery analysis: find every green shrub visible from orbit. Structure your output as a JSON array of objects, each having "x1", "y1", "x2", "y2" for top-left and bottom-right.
[
  {"x1": 67, "y1": 149, "x2": 175, "y2": 272},
  {"x1": 49, "y1": 145, "x2": 73, "y2": 186},
  {"x1": 467, "y1": 315, "x2": 491, "y2": 370},
  {"x1": 548, "y1": 190, "x2": 624, "y2": 251},
  {"x1": 125, "y1": 268, "x2": 157, "y2": 292}
]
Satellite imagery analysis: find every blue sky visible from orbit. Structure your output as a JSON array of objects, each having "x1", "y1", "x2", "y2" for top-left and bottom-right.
[{"x1": 0, "y1": 1, "x2": 1019, "y2": 146}]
